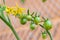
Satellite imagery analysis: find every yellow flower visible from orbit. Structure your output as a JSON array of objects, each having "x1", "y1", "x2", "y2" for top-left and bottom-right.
[
  {"x1": 5, "y1": 7, "x2": 10, "y2": 13},
  {"x1": 15, "y1": 3, "x2": 25, "y2": 14},
  {"x1": 5, "y1": 3, "x2": 26, "y2": 16},
  {"x1": 17, "y1": 8, "x2": 25, "y2": 14},
  {"x1": 5, "y1": 6, "x2": 15, "y2": 15},
  {"x1": 12, "y1": 3, "x2": 25, "y2": 16},
  {"x1": 11, "y1": 9, "x2": 17, "y2": 16},
  {"x1": 5, "y1": 6, "x2": 12, "y2": 15}
]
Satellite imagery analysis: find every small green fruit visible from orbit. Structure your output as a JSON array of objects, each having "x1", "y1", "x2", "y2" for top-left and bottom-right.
[
  {"x1": 34, "y1": 17, "x2": 40, "y2": 24},
  {"x1": 27, "y1": 15, "x2": 32, "y2": 21},
  {"x1": 30, "y1": 22, "x2": 35, "y2": 30},
  {"x1": 43, "y1": 19, "x2": 52, "y2": 30},
  {"x1": 20, "y1": 18, "x2": 27, "y2": 25},
  {"x1": 42, "y1": 31, "x2": 47, "y2": 39}
]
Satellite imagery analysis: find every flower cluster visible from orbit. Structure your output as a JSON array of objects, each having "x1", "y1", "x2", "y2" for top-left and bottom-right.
[{"x1": 5, "y1": 3, "x2": 25, "y2": 16}]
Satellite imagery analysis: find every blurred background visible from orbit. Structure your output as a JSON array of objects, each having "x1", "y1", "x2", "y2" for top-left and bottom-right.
[{"x1": 0, "y1": 0, "x2": 60, "y2": 40}]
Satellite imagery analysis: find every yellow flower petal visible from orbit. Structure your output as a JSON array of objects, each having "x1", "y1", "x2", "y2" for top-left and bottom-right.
[{"x1": 5, "y1": 3, "x2": 26, "y2": 16}]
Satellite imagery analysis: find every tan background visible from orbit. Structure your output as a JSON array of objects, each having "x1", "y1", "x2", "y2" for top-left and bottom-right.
[{"x1": 0, "y1": 0, "x2": 60, "y2": 40}]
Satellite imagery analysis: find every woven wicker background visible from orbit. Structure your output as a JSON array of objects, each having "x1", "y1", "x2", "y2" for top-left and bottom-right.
[{"x1": 0, "y1": 0, "x2": 60, "y2": 40}]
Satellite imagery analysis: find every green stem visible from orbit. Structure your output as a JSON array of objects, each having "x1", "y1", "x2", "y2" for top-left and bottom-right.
[
  {"x1": 46, "y1": 30, "x2": 53, "y2": 40},
  {"x1": 0, "y1": 16, "x2": 20, "y2": 40},
  {"x1": 40, "y1": 24, "x2": 53, "y2": 40}
]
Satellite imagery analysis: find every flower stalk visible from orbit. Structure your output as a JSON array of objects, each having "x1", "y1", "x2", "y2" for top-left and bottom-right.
[{"x1": 0, "y1": 13, "x2": 20, "y2": 40}]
